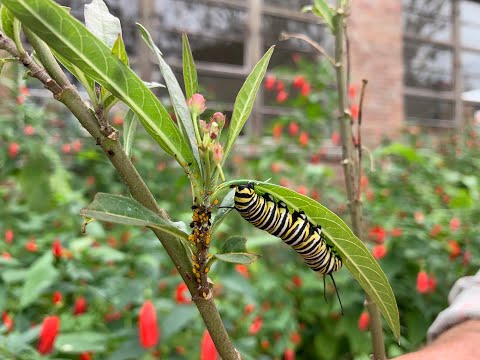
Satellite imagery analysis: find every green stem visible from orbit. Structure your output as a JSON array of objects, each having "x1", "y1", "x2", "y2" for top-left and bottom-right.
[{"x1": 216, "y1": 163, "x2": 226, "y2": 182}]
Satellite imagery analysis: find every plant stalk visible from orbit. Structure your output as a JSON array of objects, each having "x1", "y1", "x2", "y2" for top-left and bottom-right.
[
  {"x1": 0, "y1": 30, "x2": 239, "y2": 360},
  {"x1": 333, "y1": 3, "x2": 386, "y2": 360}
]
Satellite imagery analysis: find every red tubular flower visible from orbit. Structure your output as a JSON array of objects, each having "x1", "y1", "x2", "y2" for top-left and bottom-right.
[
  {"x1": 138, "y1": 300, "x2": 159, "y2": 348},
  {"x1": 175, "y1": 282, "x2": 190, "y2": 304},
  {"x1": 369, "y1": 226, "x2": 386, "y2": 243},
  {"x1": 37, "y1": 316, "x2": 60, "y2": 355},
  {"x1": 391, "y1": 227, "x2": 403, "y2": 237},
  {"x1": 284, "y1": 348, "x2": 295, "y2": 360},
  {"x1": 372, "y1": 244, "x2": 387, "y2": 260},
  {"x1": 52, "y1": 291, "x2": 63, "y2": 305},
  {"x1": 24, "y1": 125, "x2": 35, "y2": 136},
  {"x1": 264, "y1": 74, "x2": 276, "y2": 90},
  {"x1": 428, "y1": 275, "x2": 437, "y2": 293},
  {"x1": 292, "y1": 275, "x2": 302, "y2": 288},
  {"x1": 235, "y1": 264, "x2": 250, "y2": 279},
  {"x1": 430, "y1": 224, "x2": 442, "y2": 237},
  {"x1": 244, "y1": 303, "x2": 255, "y2": 314},
  {"x1": 291, "y1": 332, "x2": 301, "y2": 345},
  {"x1": 298, "y1": 131, "x2": 309, "y2": 146},
  {"x1": 450, "y1": 217, "x2": 461, "y2": 232},
  {"x1": 276, "y1": 90, "x2": 288, "y2": 103},
  {"x1": 331, "y1": 131, "x2": 340, "y2": 145},
  {"x1": 73, "y1": 297, "x2": 88, "y2": 315},
  {"x1": 52, "y1": 240, "x2": 63, "y2": 257},
  {"x1": 249, "y1": 316, "x2": 263, "y2": 335},
  {"x1": 8, "y1": 143, "x2": 19, "y2": 159},
  {"x1": 350, "y1": 104, "x2": 359, "y2": 120},
  {"x1": 5, "y1": 229, "x2": 14, "y2": 244},
  {"x1": 2, "y1": 312, "x2": 14, "y2": 332},
  {"x1": 448, "y1": 240, "x2": 461, "y2": 260},
  {"x1": 296, "y1": 185, "x2": 307, "y2": 195},
  {"x1": 272, "y1": 123, "x2": 283, "y2": 140},
  {"x1": 416, "y1": 271, "x2": 430, "y2": 294},
  {"x1": 276, "y1": 80, "x2": 285, "y2": 92},
  {"x1": 25, "y1": 239, "x2": 37, "y2": 252},
  {"x1": 288, "y1": 122, "x2": 299, "y2": 136},
  {"x1": 358, "y1": 311, "x2": 370, "y2": 331},
  {"x1": 300, "y1": 82, "x2": 311, "y2": 97},
  {"x1": 200, "y1": 330, "x2": 217, "y2": 360},
  {"x1": 292, "y1": 75, "x2": 305, "y2": 89},
  {"x1": 348, "y1": 84, "x2": 357, "y2": 99},
  {"x1": 79, "y1": 352, "x2": 93, "y2": 360}
]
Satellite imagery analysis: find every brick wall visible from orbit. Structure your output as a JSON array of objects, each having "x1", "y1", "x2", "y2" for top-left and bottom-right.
[{"x1": 348, "y1": 0, "x2": 404, "y2": 147}]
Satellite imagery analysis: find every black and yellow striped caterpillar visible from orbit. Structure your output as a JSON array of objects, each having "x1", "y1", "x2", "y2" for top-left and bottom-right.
[{"x1": 233, "y1": 182, "x2": 343, "y2": 311}]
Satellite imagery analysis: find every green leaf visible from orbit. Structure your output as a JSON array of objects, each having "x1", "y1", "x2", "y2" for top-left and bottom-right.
[
  {"x1": 136, "y1": 23, "x2": 202, "y2": 179},
  {"x1": 214, "y1": 180, "x2": 400, "y2": 340},
  {"x1": 20, "y1": 252, "x2": 59, "y2": 309},
  {"x1": 313, "y1": 0, "x2": 336, "y2": 32},
  {"x1": 122, "y1": 109, "x2": 138, "y2": 158},
  {"x1": 84, "y1": 0, "x2": 121, "y2": 48},
  {"x1": 88, "y1": 246, "x2": 126, "y2": 262},
  {"x1": 2, "y1": 0, "x2": 195, "y2": 170},
  {"x1": 160, "y1": 305, "x2": 197, "y2": 340},
  {"x1": 56, "y1": 332, "x2": 108, "y2": 352},
  {"x1": 182, "y1": 33, "x2": 198, "y2": 99},
  {"x1": 0, "y1": 56, "x2": 17, "y2": 76},
  {"x1": 112, "y1": 33, "x2": 129, "y2": 65},
  {"x1": 211, "y1": 188, "x2": 235, "y2": 234},
  {"x1": 214, "y1": 252, "x2": 259, "y2": 264},
  {"x1": 80, "y1": 193, "x2": 189, "y2": 241},
  {"x1": 222, "y1": 46, "x2": 274, "y2": 166},
  {"x1": 379, "y1": 143, "x2": 424, "y2": 163},
  {"x1": 0, "y1": 5, "x2": 15, "y2": 38},
  {"x1": 214, "y1": 236, "x2": 260, "y2": 264}
]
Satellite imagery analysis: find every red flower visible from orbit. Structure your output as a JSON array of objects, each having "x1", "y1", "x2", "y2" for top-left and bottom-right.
[
  {"x1": 272, "y1": 123, "x2": 283, "y2": 140},
  {"x1": 360, "y1": 175, "x2": 368, "y2": 189},
  {"x1": 175, "y1": 282, "x2": 190, "y2": 304},
  {"x1": 284, "y1": 348, "x2": 295, "y2": 360},
  {"x1": 5, "y1": 229, "x2": 14, "y2": 244},
  {"x1": 292, "y1": 53, "x2": 301, "y2": 63},
  {"x1": 416, "y1": 271, "x2": 430, "y2": 294},
  {"x1": 276, "y1": 90, "x2": 288, "y2": 103},
  {"x1": 2, "y1": 312, "x2": 13, "y2": 332},
  {"x1": 112, "y1": 115, "x2": 124, "y2": 126},
  {"x1": 249, "y1": 316, "x2": 263, "y2": 335},
  {"x1": 350, "y1": 104, "x2": 359, "y2": 120},
  {"x1": 138, "y1": 300, "x2": 159, "y2": 348},
  {"x1": 369, "y1": 226, "x2": 386, "y2": 243},
  {"x1": 300, "y1": 82, "x2": 311, "y2": 96},
  {"x1": 292, "y1": 275, "x2": 302, "y2": 288},
  {"x1": 72, "y1": 139, "x2": 82, "y2": 153},
  {"x1": 448, "y1": 240, "x2": 461, "y2": 260},
  {"x1": 8, "y1": 143, "x2": 19, "y2": 159},
  {"x1": 297, "y1": 185, "x2": 307, "y2": 195},
  {"x1": 62, "y1": 143, "x2": 72, "y2": 154},
  {"x1": 290, "y1": 331, "x2": 301, "y2": 345},
  {"x1": 331, "y1": 131, "x2": 340, "y2": 145},
  {"x1": 292, "y1": 75, "x2": 305, "y2": 89},
  {"x1": 358, "y1": 311, "x2": 370, "y2": 331},
  {"x1": 200, "y1": 330, "x2": 217, "y2": 360},
  {"x1": 244, "y1": 303, "x2": 255, "y2": 314},
  {"x1": 2, "y1": 251, "x2": 12, "y2": 260},
  {"x1": 450, "y1": 217, "x2": 461, "y2": 232},
  {"x1": 372, "y1": 244, "x2": 387, "y2": 259},
  {"x1": 24, "y1": 125, "x2": 35, "y2": 136},
  {"x1": 271, "y1": 162, "x2": 281, "y2": 174},
  {"x1": 261, "y1": 339, "x2": 270, "y2": 349},
  {"x1": 463, "y1": 250, "x2": 471, "y2": 267},
  {"x1": 430, "y1": 224, "x2": 442, "y2": 237},
  {"x1": 52, "y1": 291, "x2": 63, "y2": 305},
  {"x1": 79, "y1": 352, "x2": 93, "y2": 360},
  {"x1": 52, "y1": 240, "x2": 63, "y2": 257},
  {"x1": 391, "y1": 227, "x2": 403, "y2": 237},
  {"x1": 264, "y1": 74, "x2": 276, "y2": 90},
  {"x1": 428, "y1": 275, "x2": 437, "y2": 292},
  {"x1": 37, "y1": 316, "x2": 60, "y2": 355},
  {"x1": 348, "y1": 84, "x2": 357, "y2": 99},
  {"x1": 25, "y1": 239, "x2": 37, "y2": 252},
  {"x1": 414, "y1": 211, "x2": 425, "y2": 223},
  {"x1": 276, "y1": 80, "x2": 285, "y2": 92},
  {"x1": 73, "y1": 297, "x2": 88, "y2": 315},
  {"x1": 298, "y1": 131, "x2": 309, "y2": 146},
  {"x1": 235, "y1": 264, "x2": 250, "y2": 279},
  {"x1": 288, "y1": 122, "x2": 299, "y2": 136}
]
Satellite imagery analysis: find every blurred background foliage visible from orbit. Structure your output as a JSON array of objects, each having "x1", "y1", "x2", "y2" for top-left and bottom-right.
[{"x1": 1, "y1": 53, "x2": 480, "y2": 360}]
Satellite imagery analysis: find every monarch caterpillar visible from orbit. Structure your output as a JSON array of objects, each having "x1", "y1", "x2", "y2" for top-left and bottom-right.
[{"x1": 233, "y1": 182, "x2": 343, "y2": 312}]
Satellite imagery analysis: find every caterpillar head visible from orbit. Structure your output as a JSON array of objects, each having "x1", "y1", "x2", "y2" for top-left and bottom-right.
[{"x1": 236, "y1": 182, "x2": 255, "y2": 194}]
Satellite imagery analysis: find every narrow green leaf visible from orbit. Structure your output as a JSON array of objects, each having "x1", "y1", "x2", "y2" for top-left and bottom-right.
[
  {"x1": 56, "y1": 332, "x2": 108, "y2": 353},
  {"x1": 122, "y1": 109, "x2": 138, "y2": 158},
  {"x1": 0, "y1": 5, "x2": 15, "y2": 38},
  {"x1": 112, "y1": 33, "x2": 129, "y2": 65},
  {"x1": 214, "y1": 253, "x2": 259, "y2": 264},
  {"x1": 182, "y1": 33, "x2": 198, "y2": 99},
  {"x1": 222, "y1": 46, "x2": 274, "y2": 166},
  {"x1": 80, "y1": 193, "x2": 189, "y2": 242},
  {"x1": 214, "y1": 179, "x2": 400, "y2": 340},
  {"x1": 136, "y1": 23, "x2": 202, "y2": 178},
  {"x1": 313, "y1": 0, "x2": 336, "y2": 32},
  {"x1": 2, "y1": 0, "x2": 195, "y2": 170},
  {"x1": 211, "y1": 188, "x2": 235, "y2": 234},
  {"x1": 20, "y1": 252, "x2": 59, "y2": 309},
  {"x1": 84, "y1": 0, "x2": 121, "y2": 48}
]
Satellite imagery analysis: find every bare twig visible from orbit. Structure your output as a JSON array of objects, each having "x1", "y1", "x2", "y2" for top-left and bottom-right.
[
  {"x1": 356, "y1": 79, "x2": 368, "y2": 201},
  {"x1": 279, "y1": 31, "x2": 336, "y2": 66}
]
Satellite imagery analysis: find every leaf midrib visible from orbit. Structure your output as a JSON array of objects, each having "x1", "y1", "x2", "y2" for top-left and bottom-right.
[{"x1": 18, "y1": 0, "x2": 187, "y2": 164}]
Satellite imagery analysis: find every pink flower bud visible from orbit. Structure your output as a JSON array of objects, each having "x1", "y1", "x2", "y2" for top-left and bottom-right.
[
  {"x1": 199, "y1": 119, "x2": 210, "y2": 135},
  {"x1": 209, "y1": 122, "x2": 219, "y2": 140},
  {"x1": 212, "y1": 112, "x2": 226, "y2": 129},
  {"x1": 212, "y1": 143, "x2": 223, "y2": 163},
  {"x1": 187, "y1": 93, "x2": 207, "y2": 115}
]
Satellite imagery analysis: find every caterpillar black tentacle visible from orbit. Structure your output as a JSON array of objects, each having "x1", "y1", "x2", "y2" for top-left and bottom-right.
[{"x1": 234, "y1": 182, "x2": 344, "y2": 313}]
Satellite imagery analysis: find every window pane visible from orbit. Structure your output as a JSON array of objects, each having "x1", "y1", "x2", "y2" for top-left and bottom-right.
[
  {"x1": 460, "y1": 0, "x2": 480, "y2": 25},
  {"x1": 405, "y1": 95, "x2": 454, "y2": 121},
  {"x1": 461, "y1": 24, "x2": 480, "y2": 48},
  {"x1": 404, "y1": 41, "x2": 453, "y2": 90},
  {"x1": 403, "y1": 12, "x2": 451, "y2": 41},
  {"x1": 463, "y1": 75, "x2": 480, "y2": 92},
  {"x1": 403, "y1": 0, "x2": 452, "y2": 18},
  {"x1": 197, "y1": 74, "x2": 245, "y2": 103}
]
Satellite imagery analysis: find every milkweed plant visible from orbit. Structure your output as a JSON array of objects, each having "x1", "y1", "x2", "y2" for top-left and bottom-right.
[{"x1": 0, "y1": 0, "x2": 399, "y2": 359}]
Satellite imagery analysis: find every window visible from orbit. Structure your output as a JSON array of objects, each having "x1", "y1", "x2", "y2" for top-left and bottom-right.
[{"x1": 403, "y1": 0, "x2": 480, "y2": 126}]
